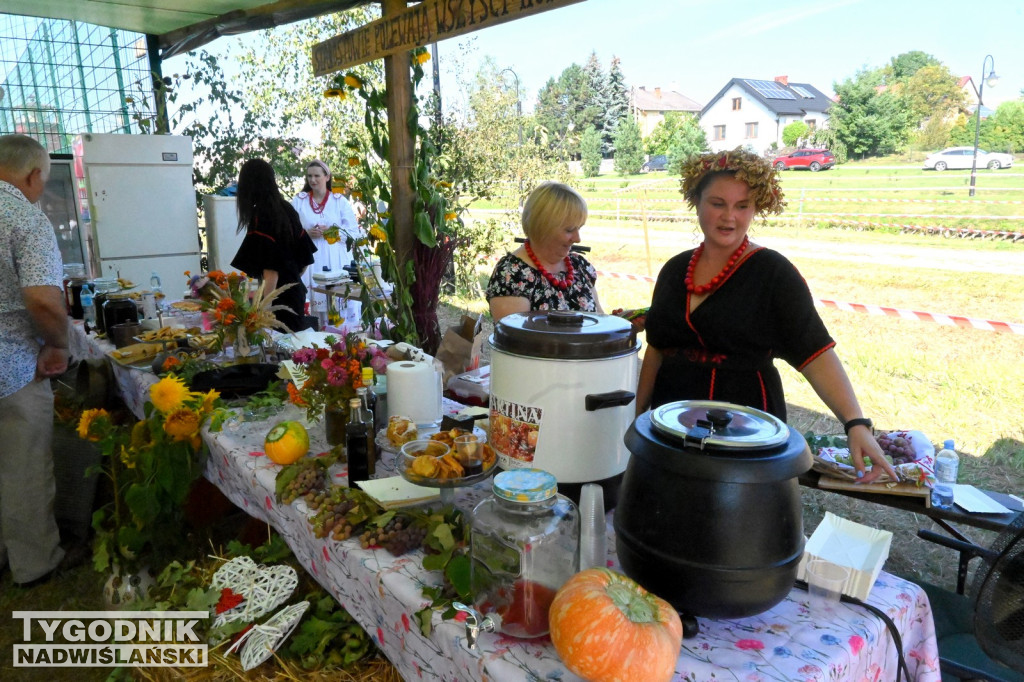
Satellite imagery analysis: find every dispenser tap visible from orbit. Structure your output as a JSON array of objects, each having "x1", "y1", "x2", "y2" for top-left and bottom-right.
[{"x1": 452, "y1": 602, "x2": 502, "y2": 650}]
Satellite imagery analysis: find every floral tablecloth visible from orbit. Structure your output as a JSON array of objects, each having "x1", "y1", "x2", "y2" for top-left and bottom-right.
[
  {"x1": 67, "y1": 319, "x2": 940, "y2": 680},
  {"x1": 202, "y1": 403, "x2": 942, "y2": 682}
]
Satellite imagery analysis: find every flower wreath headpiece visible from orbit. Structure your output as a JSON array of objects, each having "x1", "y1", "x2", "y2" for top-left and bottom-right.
[{"x1": 680, "y1": 147, "x2": 786, "y2": 218}]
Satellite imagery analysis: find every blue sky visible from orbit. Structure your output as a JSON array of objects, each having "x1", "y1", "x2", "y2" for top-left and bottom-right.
[{"x1": 433, "y1": 0, "x2": 1024, "y2": 114}]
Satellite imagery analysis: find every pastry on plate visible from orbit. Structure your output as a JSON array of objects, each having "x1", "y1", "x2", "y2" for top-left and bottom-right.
[{"x1": 386, "y1": 415, "x2": 418, "y2": 447}]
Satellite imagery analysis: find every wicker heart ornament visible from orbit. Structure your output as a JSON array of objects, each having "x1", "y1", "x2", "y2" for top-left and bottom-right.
[{"x1": 211, "y1": 556, "x2": 298, "y2": 627}]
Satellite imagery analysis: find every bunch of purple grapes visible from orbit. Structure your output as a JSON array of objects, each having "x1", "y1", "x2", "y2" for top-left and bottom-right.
[
  {"x1": 876, "y1": 433, "x2": 916, "y2": 465},
  {"x1": 359, "y1": 515, "x2": 428, "y2": 556}
]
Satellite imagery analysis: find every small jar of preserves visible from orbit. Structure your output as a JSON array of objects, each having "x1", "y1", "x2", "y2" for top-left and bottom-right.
[{"x1": 467, "y1": 469, "x2": 579, "y2": 638}]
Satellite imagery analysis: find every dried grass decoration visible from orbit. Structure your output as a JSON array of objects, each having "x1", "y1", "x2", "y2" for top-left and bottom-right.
[
  {"x1": 211, "y1": 556, "x2": 298, "y2": 627},
  {"x1": 228, "y1": 601, "x2": 311, "y2": 671}
]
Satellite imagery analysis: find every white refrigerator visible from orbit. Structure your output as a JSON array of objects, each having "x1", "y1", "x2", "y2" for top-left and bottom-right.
[{"x1": 73, "y1": 133, "x2": 201, "y2": 292}]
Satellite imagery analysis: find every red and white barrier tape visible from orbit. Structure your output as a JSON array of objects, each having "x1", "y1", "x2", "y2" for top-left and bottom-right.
[
  {"x1": 816, "y1": 300, "x2": 1024, "y2": 335},
  {"x1": 808, "y1": 196, "x2": 1024, "y2": 206},
  {"x1": 594, "y1": 270, "x2": 1023, "y2": 334}
]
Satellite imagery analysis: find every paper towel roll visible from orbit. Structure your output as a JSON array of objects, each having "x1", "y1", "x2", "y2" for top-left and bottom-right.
[{"x1": 387, "y1": 361, "x2": 442, "y2": 426}]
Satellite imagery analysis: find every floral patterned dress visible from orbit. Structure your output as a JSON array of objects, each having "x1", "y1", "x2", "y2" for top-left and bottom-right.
[{"x1": 485, "y1": 251, "x2": 598, "y2": 312}]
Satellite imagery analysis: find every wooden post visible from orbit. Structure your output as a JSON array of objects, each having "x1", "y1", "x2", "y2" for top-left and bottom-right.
[
  {"x1": 383, "y1": 0, "x2": 415, "y2": 270},
  {"x1": 641, "y1": 189, "x2": 652, "y2": 277}
]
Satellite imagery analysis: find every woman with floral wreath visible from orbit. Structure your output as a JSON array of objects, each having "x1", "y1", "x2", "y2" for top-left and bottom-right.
[
  {"x1": 485, "y1": 181, "x2": 604, "y2": 322},
  {"x1": 635, "y1": 148, "x2": 896, "y2": 483}
]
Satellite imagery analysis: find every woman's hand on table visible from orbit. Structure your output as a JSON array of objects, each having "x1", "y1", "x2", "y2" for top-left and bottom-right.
[{"x1": 848, "y1": 424, "x2": 899, "y2": 484}]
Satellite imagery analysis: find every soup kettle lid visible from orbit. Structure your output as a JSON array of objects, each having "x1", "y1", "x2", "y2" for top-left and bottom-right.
[
  {"x1": 490, "y1": 310, "x2": 637, "y2": 360},
  {"x1": 649, "y1": 400, "x2": 790, "y2": 451}
]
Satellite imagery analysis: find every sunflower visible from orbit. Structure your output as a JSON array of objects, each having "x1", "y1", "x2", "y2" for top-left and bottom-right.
[
  {"x1": 150, "y1": 375, "x2": 192, "y2": 413},
  {"x1": 347, "y1": 156, "x2": 360, "y2": 167},
  {"x1": 77, "y1": 408, "x2": 110, "y2": 442},
  {"x1": 164, "y1": 408, "x2": 202, "y2": 442},
  {"x1": 119, "y1": 445, "x2": 136, "y2": 469},
  {"x1": 199, "y1": 389, "x2": 220, "y2": 414},
  {"x1": 369, "y1": 224, "x2": 387, "y2": 242},
  {"x1": 343, "y1": 74, "x2": 362, "y2": 89},
  {"x1": 414, "y1": 51, "x2": 430, "y2": 65},
  {"x1": 130, "y1": 420, "x2": 152, "y2": 450},
  {"x1": 444, "y1": 212, "x2": 457, "y2": 221},
  {"x1": 324, "y1": 88, "x2": 343, "y2": 98}
]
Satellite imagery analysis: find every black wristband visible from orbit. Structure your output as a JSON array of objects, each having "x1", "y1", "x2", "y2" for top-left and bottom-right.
[{"x1": 843, "y1": 417, "x2": 873, "y2": 435}]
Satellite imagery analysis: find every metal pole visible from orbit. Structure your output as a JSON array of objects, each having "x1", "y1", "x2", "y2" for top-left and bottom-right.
[
  {"x1": 500, "y1": 68, "x2": 524, "y2": 205},
  {"x1": 969, "y1": 55, "x2": 996, "y2": 198}
]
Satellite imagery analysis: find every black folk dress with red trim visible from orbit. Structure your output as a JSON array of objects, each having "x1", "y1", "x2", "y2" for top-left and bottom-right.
[{"x1": 645, "y1": 247, "x2": 834, "y2": 421}]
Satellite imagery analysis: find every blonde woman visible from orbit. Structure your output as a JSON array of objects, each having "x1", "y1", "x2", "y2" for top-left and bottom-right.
[{"x1": 486, "y1": 181, "x2": 603, "y2": 322}]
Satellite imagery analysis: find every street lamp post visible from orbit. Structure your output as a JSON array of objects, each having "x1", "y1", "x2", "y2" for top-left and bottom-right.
[
  {"x1": 969, "y1": 55, "x2": 998, "y2": 197},
  {"x1": 500, "y1": 68, "x2": 524, "y2": 205},
  {"x1": 500, "y1": 68, "x2": 523, "y2": 146}
]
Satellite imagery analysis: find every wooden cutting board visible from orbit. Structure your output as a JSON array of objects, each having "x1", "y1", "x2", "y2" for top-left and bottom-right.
[{"x1": 818, "y1": 475, "x2": 932, "y2": 507}]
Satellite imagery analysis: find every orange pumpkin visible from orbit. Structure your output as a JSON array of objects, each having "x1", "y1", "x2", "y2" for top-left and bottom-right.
[
  {"x1": 549, "y1": 568, "x2": 682, "y2": 682},
  {"x1": 264, "y1": 421, "x2": 310, "y2": 465}
]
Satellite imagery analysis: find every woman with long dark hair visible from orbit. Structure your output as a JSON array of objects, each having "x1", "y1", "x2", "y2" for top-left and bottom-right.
[{"x1": 231, "y1": 158, "x2": 316, "y2": 332}]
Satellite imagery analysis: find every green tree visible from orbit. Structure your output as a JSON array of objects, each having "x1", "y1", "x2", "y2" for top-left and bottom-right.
[
  {"x1": 232, "y1": 8, "x2": 382, "y2": 188},
  {"x1": 130, "y1": 51, "x2": 305, "y2": 201},
  {"x1": 953, "y1": 100, "x2": 1024, "y2": 153},
  {"x1": 583, "y1": 51, "x2": 611, "y2": 154},
  {"x1": 904, "y1": 63, "x2": 965, "y2": 124},
  {"x1": 452, "y1": 58, "x2": 570, "y2": 295},
  {"x1": 885, "y1": 50, "x2": 940, "y2": 83},
  {"x1": 829, "y1": 68, "x2": 914, "y2": 157},
  {"x1": 604, "y1": 56, "x2": 630, "y2": 155},
  {"x1": 644, "y1": 111, "x2": 687, "y2": 156},
  {"x1": 912, "y1": 115, "x2": 954, "y2": 151},
  {"x1": 580, "y1": 126, "x2": 602, "y2": 177},
  {"x1": 664, "y1": 115, "x2": 709, "y2": 171},
  {"x1": 782, "y1": 121, "x2": 810, "y2": 147},
  {"x1": 612, "y1": 116, "x2": 644, "y2": 175}
]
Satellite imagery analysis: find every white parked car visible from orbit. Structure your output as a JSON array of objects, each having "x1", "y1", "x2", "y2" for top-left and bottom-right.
[{"x1": 923, "y1": 146, "x2": 1013, "y2": 171}]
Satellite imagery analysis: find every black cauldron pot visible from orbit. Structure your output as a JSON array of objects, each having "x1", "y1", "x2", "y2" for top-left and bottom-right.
[{"x1": 614, "y1": 401, "x2": 812, "y2": 634}]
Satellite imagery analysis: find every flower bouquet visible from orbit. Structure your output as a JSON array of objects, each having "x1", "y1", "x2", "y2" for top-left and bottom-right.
[
  {"x1": 186, "y1": 270, "x2": 295, "y2": 356},
  {"x1": 286, "y1": 332, "x2": 388, "y2": 423},
  {"x1": 77, "y1": 375, "x2": 222, "y2": 571}
]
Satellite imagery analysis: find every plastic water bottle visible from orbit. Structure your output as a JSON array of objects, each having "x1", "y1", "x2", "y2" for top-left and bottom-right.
[
  {"x1": 931, "y1": 439, "x2": 958, "y2": 509},
  {"x1": 149, "y1": 271, "x2": 162, "y2": 294},
  {"x1": 80, "y1": 284, "x2": 96, "y2": 330}
]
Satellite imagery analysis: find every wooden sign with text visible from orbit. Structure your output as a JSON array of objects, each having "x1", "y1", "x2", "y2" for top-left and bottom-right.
[{"x1": 312, "y1": 0, "x2": 586, "y2": 76}]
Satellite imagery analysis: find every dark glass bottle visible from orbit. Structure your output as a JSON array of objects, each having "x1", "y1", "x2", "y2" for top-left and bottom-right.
[
  {"x1": 345, "y1": 397, "x2": 370, "y2": 485},
  {"x1": 356, "y1": 387, "x2": 376, "y2": 476}
]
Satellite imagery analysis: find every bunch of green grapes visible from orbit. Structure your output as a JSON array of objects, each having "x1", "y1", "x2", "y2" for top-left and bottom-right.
[
  {"x1": 281, "y1": 461, "x2": 328, "y2": 505},
  {"x1": 309, "y1": 486, "x2": 358, "y2": 541}
]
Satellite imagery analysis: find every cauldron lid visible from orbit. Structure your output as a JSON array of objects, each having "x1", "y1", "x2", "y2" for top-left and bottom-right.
[
  {"x1": 650, "y1": 400, "x2": 789, "y2": 450},
  {"x1": 490, "y1": 310, "x2": 637, "y2": 359}
]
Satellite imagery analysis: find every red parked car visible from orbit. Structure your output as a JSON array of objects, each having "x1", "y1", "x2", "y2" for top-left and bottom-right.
[{"x1": 773, "y1": 149, "x2": 835, "y2": 172}]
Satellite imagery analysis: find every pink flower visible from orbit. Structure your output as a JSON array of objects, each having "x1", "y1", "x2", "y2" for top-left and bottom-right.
[
  {"x1": 292, "y1": 348, "x2": 316, "y2": 364},
  {"x1": 735, "y1": 639, "x2": 764, "y2": 650},
  {"x1": 849, "y1": 634, "x2": 865, "y2": 655},
  {"x1": 321, "y1": 358, "x2": 334, "y2": 370}
]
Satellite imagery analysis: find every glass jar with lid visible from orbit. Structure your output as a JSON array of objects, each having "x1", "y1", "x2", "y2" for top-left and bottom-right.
[
  {"x1": 468, "y1": 468, "x2": 579, "y2": 638},
  {"x1": 91, "y1": 278, "x2": 122, "y2": 334},
  {"x1": 102, "y1": 293, "x2": 139, "y2": 336}
]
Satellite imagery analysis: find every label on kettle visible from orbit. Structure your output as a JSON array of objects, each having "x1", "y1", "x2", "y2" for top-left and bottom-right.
[{"x1": 489, "y1": 396, "x2": 542, "y2": 468}]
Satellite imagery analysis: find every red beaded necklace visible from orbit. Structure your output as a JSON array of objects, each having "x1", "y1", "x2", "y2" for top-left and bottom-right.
[
  {"x1": 308, "y1": 192, "x2": 329, "y2": 215},
  {"x1": 685, "y1": 236, "x2": 750, "y2": 295},
  {"x1": 524, "y1": 240, "x2": 575, "y2": 291}
]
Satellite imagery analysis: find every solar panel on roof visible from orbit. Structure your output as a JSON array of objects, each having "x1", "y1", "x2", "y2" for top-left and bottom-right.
[
  {"x1": 745, "y1": 79, "x2": 797, "y2": 100},
  {"x1": 791, "y1": 86, "x2": 814, "y2": 98}
]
